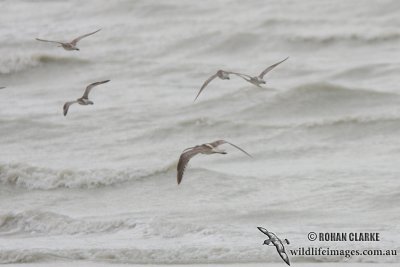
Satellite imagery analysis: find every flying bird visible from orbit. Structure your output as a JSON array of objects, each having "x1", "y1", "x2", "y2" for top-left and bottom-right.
[
  {"x1": 36, "y1": 29, "x2": 101, "y2": 51},
  {"x1": 258, "y1": 227, "x2": 290, "y2": 266},
  {"x1": 235, "y1": 57, "x2": 289, "y2": 87},
  {"x1": 177, "y1": 140, "x2": 252, "y2": 184},
  {"x1": 63, "y1": 80, "x2": 110, "y2": 116},
  {"x1": 194, "y1": 69, "x2": 248, "y2": 101}
]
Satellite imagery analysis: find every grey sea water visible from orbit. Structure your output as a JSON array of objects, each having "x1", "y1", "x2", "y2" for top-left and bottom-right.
[{"x1": 0, "y1": 0, "x2": 399, "y2": 265}]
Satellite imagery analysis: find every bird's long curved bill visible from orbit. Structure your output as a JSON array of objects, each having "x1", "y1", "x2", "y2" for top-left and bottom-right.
[{"x1": 227, "y1": 142, "x2": 252, "y2": 158}]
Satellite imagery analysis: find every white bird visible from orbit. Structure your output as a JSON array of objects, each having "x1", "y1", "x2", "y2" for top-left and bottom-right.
[
  {"x1": 36, "y1": 29, "x2": 101, "y2": 51},
  {"x1": 194, "y1": 69, "x2": 248, "y2": 101},
  {"x1": 235, "y1": 57, "x2": 289, "y2": 87},
  {"x1": 63, "y1": 80, "x2": 110, "y2": 116},
  {"x1": 177, "y1": 140, "x2": 252, "y2": 184}
]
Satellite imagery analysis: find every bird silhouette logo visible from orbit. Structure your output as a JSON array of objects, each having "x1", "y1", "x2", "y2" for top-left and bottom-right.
[{"x1": 258, "y1": 227, "x2": 291, "y2": 266}]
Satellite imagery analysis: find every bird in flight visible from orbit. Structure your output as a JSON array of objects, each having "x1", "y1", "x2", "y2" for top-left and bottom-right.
[
  {"x1": 236, "y1": 57, "x2": 289, "y2": 87},
  {"x1": 63, "y1": 80, "x2": 110, "y2": 116},
  {"x1": 194, "y1": 69, "x2": 249, "y2": 101},
  {"x1": 177, "y1": 140, "x2": 252, "y2": 184},
  {"x1": 258, "y1": 227, "x2": 291, "y2": 266},
  {"x1": 36, "y1": 29, "x2": 101, "y2": 51}
]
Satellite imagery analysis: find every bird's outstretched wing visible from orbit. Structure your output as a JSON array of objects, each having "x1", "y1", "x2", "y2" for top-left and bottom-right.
[
  {"x1": 257, "y1": 227, "x2": 273, "y2": 238},
  {"x1": 177, "y1": 146, "x2": 206, "y2": 184},
  {"x1": 276, "y1": 245, "x2": 290, "y2": 266},
  {"x1": 211, "y1": 140, "x2": 252, "y2": 158},
  {"x1": 194, "y1": 73, "x2": 219, "y2": 101},
  {"x1": 258, "y1": 57, "x2": 289, "y2": 79},
  {"x1": 231, "y1": 72, "x2": 255, "y2": 85},
  {"x1": 71, "y1": 29, "x2": 101, "y2": 46},
  {"x1": 268, "y1": 231, "x2": 280, "y2": 240},
  {"x1": 63, "y1": 101, "x2": 78, "y2": 116},
  {"x1": 231, "y1": 71, "x2": 252, "y2": 80},
  {"x1": 35, "y1": 38, "x2": 63, "y2": 45},
  {"x1": 82, "y1": 80, "x2": 110, "y2": 99},
  {"x1": 182, "y1": 145, "x2": 200, "y2": 153},
  {"x1": 269, "y1": 231, "x2": 290, "y2": 265},
  {"x1": 0, "y1": 87, "x2": 5, "y2": 89}
]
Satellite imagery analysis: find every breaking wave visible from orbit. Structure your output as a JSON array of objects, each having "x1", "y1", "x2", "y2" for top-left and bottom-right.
[
  {"x1": 0, "y1": 161, "x2": 176, "y2": 190},
  {"x1": 0, "y1": 54, "x2": 89, "y2": 75},
  {"x1": 0, "y1": 211, "x2": 136, "y2": 236}
]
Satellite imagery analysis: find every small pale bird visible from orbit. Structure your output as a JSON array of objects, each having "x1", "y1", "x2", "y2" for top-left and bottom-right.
[
  {"x1": 177, "y1": 140, "x2": 252, "y2": 184},
  {"x1": 63, "y1": 80, "x2": 110, "y2": 116},
  {"x1": 36, "y1": 29, "x2": 101, "y2": 51},
  {"x1": 194, "y1": 69, "x2": 249, "y2": 101},
  {"x1": 258, "y1": 227, "x2": 291, "y2": 266},
  {"x1": 236, "y1": 57, "x2": 289, "y2": 87}
]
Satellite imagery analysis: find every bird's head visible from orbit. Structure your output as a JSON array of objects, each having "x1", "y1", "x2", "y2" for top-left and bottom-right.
[
  {"x1": 263, "y1": 239, "x2": 271, "y2": 245},
  {"x1": 75, "y1": 48, "x2": 80, "y2": 51}
]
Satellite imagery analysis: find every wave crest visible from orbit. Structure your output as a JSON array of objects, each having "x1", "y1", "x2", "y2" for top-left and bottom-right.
[
  {"x1": 284, "y1": 32, "x2": 400, "y2": 45},
  {"x1": 0, "y1": 54, "x2": 89, "y2": 75},
  {"x1": 0, "y1": 211, "x2": 136, "y2": 236},
  {"x1": 0, "y1": 161, "x2": 176, "y2": 190},
  {"x1": 0, "y1": 246, "x2": 396, "y2": 264}
]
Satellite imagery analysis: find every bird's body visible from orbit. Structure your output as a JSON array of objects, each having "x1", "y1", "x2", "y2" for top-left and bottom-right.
[
  {"x1": 63, "y1": 80, "x2": 110, "y2": 116},
  {"x1": 177, "y1": 140, "x2": 252, "y2": 184},
  {"x1": 236, "y1": 57, "x2": 289, "y2": 87},
  {"x1": 77, "y1": 98, "x2": 94, "y2": 105},
  {"x1": 36, "y1": 29, "x2": 101, "y2": 51},
  {"x1": 216, "y1": 69, "x2": 230, "y2": 80},
  {"x1": 194, "y1": 69, "x2": 248, "y2": 101},
  {"x1": 235, "y1": 74, "x2": 265, "y2": 88},
  {"x1": 60, "y1": 43, "x2": 79, "y2": 51}
]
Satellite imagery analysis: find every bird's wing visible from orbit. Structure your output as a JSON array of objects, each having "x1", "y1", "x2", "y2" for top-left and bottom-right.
[
  {"x1": 209, "y1": 140, "x2": 228, "y2": 147},
  {"x1": 276, "y1": 245, "x2": 290, "y2": 266},
  {"x1": 230, "y1": 71, "x2": 252, "y2": 79},
  {"x1": 71, "y1": 29, "x2": 101, "y2": 45},
  {"x1": 258, "y1": 57, "x2": 289, "y2": 79},
  {"x1": 177, "y1": 147, "x2": 206, "y2": 185},
  {"x1": 269, "y1": 232, "x2": 290, "y2": 265},
  {"x1": 231, "y1": 72, "x2": 254, "y2": 84},
  {"x1": 35, "y1": 38, "x2": 63, "y2": 45},
  {"x1": 63, "y1": 101, "x2": 78, "y2": 116},
  {"x1": 82, "y1": 80, "x2": 110, "y2": 99},
  {"x1": 0, "y1": 87, "x2": 5, "y2": 89},
  {"x1": 210, "y1": 140, "x2": 252, "y2": 158},
  {"x1": 182, "y1": 145, "x2": 200, "y2": 153},
  {"x1": 269, "y1": 231, "x2": 280, "y2": 240},
  {"x1": 257, "y1": 227, "x2": 273, "y2": 239},
  {"x1": 194, "y1": 73, "x2": 218, "y2": 101}
]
